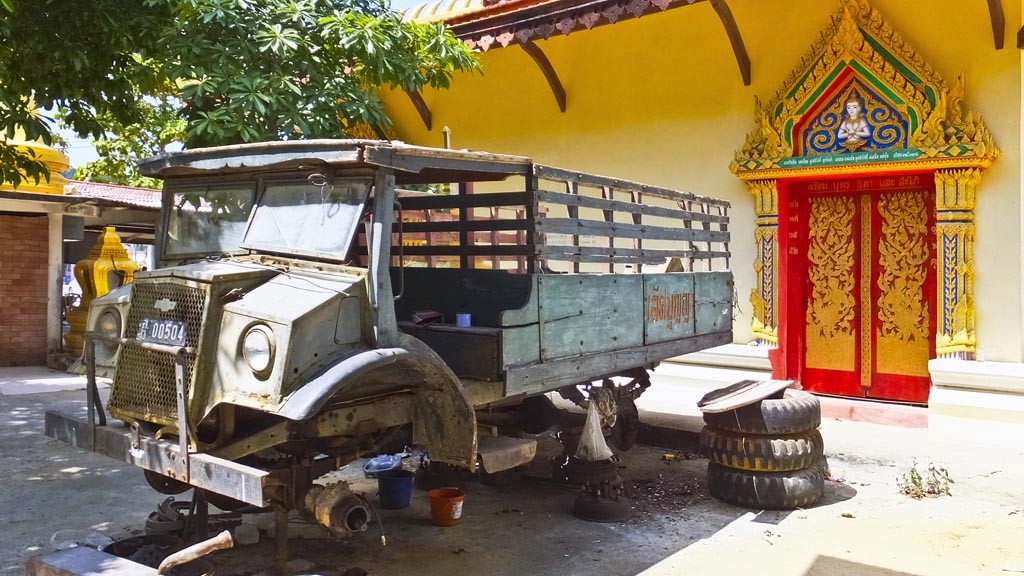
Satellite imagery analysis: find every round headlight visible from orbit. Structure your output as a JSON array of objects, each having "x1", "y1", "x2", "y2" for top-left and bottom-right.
[
  {"x1": 242, "y1": 326, "x2": 274, "y2": 376},
  {"x1": 96, "y1": 309, "x2": 122, "y2": 339}
]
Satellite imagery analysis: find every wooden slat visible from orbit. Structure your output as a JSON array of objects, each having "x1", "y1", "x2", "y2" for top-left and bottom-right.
[
  {"x1": 525, "y1": 170, "x2": 539, "y2": 274},
  {"x1": 600, "y1": 186, "x2": 614, "y2": 272},
  {"x1": 458, "y1": 182, "x2": 472, "y2": 269},
  {"x1": 565, "y1": 181, "x2": 580, "y2": 273},
  {"x1": 537, "y1": 245, "x2": 730, "y2": 260},
  {"x1": 720, "y1": 204, "x2": 731, "y2": 268},
  {"x1": 396, "y1": 191, "x2": 529, "y2": 210},
  {"x1": 424, "y1": 209, "x2": 436, "y2": 267},
  {"x1": 398, "y1": 219, "x2": 529, "y2": 233},
  {"x1": 631, "y1": 189, "x2": 643, "y2": 272},
  {"x1": 535, "y1": 190, "x2": 729, "y2": 223},
  {"x1": 534, "y1": 164, "x2": 730, "y2": 208},
  {"x1": 397, "y1": 245, "x2": 533, "y2": 257},
  {"x1": 537, "y1": 217, "x2": 730, "y2": 243},
  {"x1": 541, "y1": 253, "x2": 670, "y2": 265}
]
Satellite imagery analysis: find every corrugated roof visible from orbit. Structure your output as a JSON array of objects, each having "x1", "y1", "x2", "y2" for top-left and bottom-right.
[{"x1": 66, "y1": 181, "x2": 162, "y2": 209}]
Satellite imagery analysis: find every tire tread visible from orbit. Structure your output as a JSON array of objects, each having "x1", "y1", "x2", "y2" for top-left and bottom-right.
[
  {"x1": 707, "y1": 463, "x2": 824, "y2": 509},
  {"x1": 700, "y1": 427, "x2": 823, "y2": 472},
  {"x1": 703, "y1": 389, "x2": 821, "y2": 434}
]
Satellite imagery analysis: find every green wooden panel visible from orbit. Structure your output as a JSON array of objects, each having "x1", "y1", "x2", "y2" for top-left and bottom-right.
[
  {"x1": 538, "y1": 275, "x2": 644, "y2": 361},
  {"x1": 644, "y1": 274, "x2": 696, "y2": 345},
  {"x1": 501, "y1": 324, "x2": 540, "y2": 368},
  {"x1": 505, "y1": 331, "x2": 733, "y2": 397},
  {"x1": 695, "y1": 272, "x2": 733, "y2": 335}
]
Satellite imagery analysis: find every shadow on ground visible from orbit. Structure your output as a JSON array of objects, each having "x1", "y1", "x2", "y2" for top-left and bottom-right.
[{"x1": 805, "y1": 556, "x2": 923, "y2": 576}]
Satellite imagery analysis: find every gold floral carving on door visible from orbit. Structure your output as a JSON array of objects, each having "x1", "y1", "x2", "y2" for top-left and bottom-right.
[
  {"x1": 876, "y1": 191, "x2": 931, "y2": 377},
  {"x1": 805, "y1": 196, "x2": 856, "y2": 372},
  {"x1": 800, "y1": 186, "x2": 935, "y2": 400}
]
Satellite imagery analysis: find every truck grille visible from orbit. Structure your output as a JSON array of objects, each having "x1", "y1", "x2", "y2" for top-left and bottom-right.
[{"x1": 108, "y1": 281, "x2": 208, "y2": 427}]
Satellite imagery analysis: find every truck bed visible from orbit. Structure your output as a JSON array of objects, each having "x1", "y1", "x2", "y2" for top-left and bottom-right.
[{"x1": 396, "y1": 267, "x2": 732, "y2": 397}]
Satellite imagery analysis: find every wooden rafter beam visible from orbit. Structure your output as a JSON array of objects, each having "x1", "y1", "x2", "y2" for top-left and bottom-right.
[
  {"x1": 405, "y1": 89, "x2": 433, "y2": 131},
  {"x1": 520, "y1": 40, "x2": 567, "y2": 113},
  {"x1": 709, "y1": 0, "x2": 751, "y2": 86},
  {"x1": 987, "y1": 0, "x2": 1005, "y2": 49}
]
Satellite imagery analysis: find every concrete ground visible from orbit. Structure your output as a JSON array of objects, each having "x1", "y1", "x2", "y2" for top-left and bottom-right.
[{"x1": 1, "y1": 366, "x2": 1023, "y2": 576}]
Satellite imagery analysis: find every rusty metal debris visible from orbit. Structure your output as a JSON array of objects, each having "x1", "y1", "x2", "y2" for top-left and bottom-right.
[{"x1": 629, "y1": 473, "x2": 705, "y2": 522}]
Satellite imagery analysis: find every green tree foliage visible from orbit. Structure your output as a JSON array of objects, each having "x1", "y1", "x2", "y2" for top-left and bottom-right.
[
  {"x1": 73, "y1": 95, "x2": 186, "y2": 188},
  {"x1": 0, "y1": 0, "x2": 168, "y2": 186},
  {"x1": 163, "y1": 0, "x2": 478, "y2": 146},
  {"x1": 0, "y1": 0, "x2": 478, "y2": 186}
]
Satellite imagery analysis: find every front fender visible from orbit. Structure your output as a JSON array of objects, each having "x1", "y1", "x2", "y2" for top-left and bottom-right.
[{"x1": 277, "y1": 337, "x2": 477, "y2": 470}]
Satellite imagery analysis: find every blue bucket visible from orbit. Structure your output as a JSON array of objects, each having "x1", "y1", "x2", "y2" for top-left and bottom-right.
[{"x1": 377, "y1": 469, "x2": 415, "y2": 510}]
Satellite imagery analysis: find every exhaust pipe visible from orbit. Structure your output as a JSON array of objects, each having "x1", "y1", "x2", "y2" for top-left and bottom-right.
[{"x1": 302, "y1": 483, "x2": 372, "y2": 536}]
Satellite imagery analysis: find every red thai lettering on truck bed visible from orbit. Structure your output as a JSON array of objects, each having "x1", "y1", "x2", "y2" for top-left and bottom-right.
[{"x1": 647, "y1": 292, "x2": 693, "y2": 327}]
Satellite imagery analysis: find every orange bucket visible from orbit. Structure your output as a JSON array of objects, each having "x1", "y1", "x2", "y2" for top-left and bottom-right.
[{"x1": 428, "y1": 487, "x2": 465, "y2": 526}]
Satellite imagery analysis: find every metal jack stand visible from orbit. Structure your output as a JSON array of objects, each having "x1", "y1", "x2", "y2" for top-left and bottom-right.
[
  {"x1": 565, "y1": 398, "x2": 631, "y2": 523},
  {"x1": 183, "y1": 490, "x2": 209, "y2": 543},
  {"x1": 566, "y1": 456, "x2": 631, "y2": 523},
  {"x1": 274, "y1": 506, "x2": 289, "y2": 576}
]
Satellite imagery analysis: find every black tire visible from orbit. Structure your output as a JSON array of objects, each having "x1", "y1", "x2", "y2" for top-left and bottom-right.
[
  {"x1": 143, "y1": 469, "x2": 190, "y2": 495},
  {"x1": 703, "y1": 389, "x2": 820, "y2": 434},
  {"x1": 707, "y1": 462, "x2": 824, "y2": 509},
  {"x1": 700, "y1": 426, "x2": 823, "y2": 472}
]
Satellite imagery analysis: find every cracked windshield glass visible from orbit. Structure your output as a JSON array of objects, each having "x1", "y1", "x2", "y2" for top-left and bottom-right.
[
  {"x1": 165, "y1": 184, "x2": 256, "y2": 258},
  {"x1": 242, "y1": 177, "x2": 370, "y2": 259}
]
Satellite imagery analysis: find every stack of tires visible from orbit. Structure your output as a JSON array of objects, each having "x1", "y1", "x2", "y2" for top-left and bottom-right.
[{"x1": 701, "y1": 389, "x2": 825, "y2": 509}]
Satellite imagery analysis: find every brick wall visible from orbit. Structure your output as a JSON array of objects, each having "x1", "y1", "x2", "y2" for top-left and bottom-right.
[{"x1": 0, "y1": 215, "x2": 51, "y2": 366}]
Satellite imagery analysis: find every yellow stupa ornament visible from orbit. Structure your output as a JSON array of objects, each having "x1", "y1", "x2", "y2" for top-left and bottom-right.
[
  {"x1": 0, "y1": 112, "x2": 71, "y2": 195},
  {"x1": 64, "y1": 227, "x2": 141, "y2": 354}
]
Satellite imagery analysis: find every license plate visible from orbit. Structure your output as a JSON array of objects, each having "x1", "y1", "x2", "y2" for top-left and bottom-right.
[{"x1": 137, "y1": 318, "x2": 188, "y2": 347}]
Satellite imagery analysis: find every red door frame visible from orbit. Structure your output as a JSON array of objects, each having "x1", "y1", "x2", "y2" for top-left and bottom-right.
[{"x1": 771, "y1": 169, "x2": 937, "y2": 402}]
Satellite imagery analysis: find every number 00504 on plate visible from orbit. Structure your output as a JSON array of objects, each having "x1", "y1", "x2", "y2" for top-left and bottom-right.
[{"x1": 137, "y1": 318, "x2": 188, "y2": 347}]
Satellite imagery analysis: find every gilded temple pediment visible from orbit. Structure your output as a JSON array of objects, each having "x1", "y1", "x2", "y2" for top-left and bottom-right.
[{"x1": 732, "y1": 0, "x2": 999, "y2": 179}]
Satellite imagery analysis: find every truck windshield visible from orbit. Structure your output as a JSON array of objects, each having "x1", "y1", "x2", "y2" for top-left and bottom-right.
[
  {"x1": 164, "y1": 184, "x2": 256, "y2": 258},
  {"x1": 241, "y1": 177, "x2": 370, "y2": 260}
]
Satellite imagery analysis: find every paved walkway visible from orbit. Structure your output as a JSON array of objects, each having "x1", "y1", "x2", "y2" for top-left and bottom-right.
[{"x1": 0, "y1": 367, "x2": 99, "y2": 396}]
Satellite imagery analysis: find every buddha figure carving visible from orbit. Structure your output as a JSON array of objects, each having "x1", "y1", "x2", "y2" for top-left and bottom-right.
[{"x1": 837, "y1": 98, "x2": 872, "y2": 152}]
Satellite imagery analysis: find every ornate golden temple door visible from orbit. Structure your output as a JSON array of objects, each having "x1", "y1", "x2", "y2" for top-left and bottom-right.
[
  {"x1": 732, "y1": 1, "x2": 997, "y2": 405},
  {"x1": 788, "y1": 176, "x2": 936, "y2": 403}
]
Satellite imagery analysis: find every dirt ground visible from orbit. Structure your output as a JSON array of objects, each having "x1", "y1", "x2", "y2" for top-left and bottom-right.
[{"x1": 2, "y1": 382, "x2": 1023, "y2": 576}]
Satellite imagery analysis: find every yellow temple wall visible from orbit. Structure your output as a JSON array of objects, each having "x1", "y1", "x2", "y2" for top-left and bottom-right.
[{"x1": 383, "y1": 0, "x2": 1023, "y2": 361}]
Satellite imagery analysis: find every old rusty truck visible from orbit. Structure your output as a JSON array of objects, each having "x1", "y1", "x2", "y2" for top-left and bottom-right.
[{"x1": 46, "y1": 140, "x2": 732, "y2": 540}]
